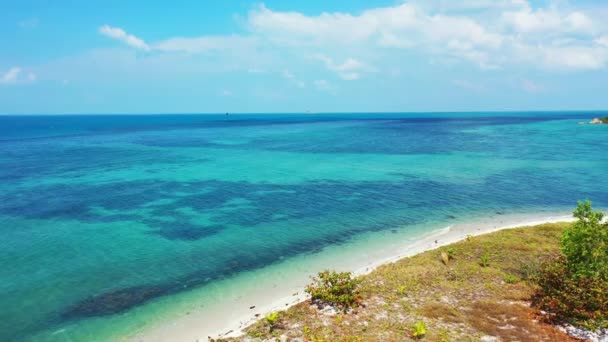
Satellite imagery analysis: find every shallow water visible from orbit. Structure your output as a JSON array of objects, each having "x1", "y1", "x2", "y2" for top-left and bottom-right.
[{"x1": 0, "y1": 113, "x2": 607, "y2": 341}]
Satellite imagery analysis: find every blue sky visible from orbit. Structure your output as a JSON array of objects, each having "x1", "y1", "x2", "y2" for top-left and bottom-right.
[{"x1": 1, "y1": 0, "x2": 607, "y2": 114}]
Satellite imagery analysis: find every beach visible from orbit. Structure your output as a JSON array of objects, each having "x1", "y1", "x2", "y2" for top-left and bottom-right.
[{"x1": 131, "y1": 212, "x2": 576, "y2": 341}]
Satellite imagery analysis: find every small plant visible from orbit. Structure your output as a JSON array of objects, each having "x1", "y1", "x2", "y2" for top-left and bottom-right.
[
  {"x1": 479, "y1": 253, "x2": 490, "y2": 267},
  {"x1": 305, "y1": 270, "x2": 361, "y2": 312},
  {"x1": 411, "y1": 321, "x2": 427, "y2": 339},
  {"x1": 447, "y1": 247, "x2": 456, "y2": 259},
  {"x1": 303, "y1": 325, "x2": 311, "y2": 339},
  {"x1": 520, "y1": 260, "x2": 542, "y2": 281},
  {"x1": 503, "y1": 274, "x2": 519, "y2": 284},
  {"x1": 265, "y1": 311, "x2": 280, "y2": 331},
  {"x1": 397, "y1": 285, "x2": 407, "y2": 295}
]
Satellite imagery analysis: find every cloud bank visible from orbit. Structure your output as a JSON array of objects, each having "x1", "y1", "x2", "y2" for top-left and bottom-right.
[{"x1": 97, "y1": 1, "x2": 608, "y2": 75}]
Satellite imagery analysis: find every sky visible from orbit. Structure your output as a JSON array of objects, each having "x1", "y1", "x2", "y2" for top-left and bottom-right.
[{"x1": 1, "y1": 0, "x2": 608, "y2": 114}]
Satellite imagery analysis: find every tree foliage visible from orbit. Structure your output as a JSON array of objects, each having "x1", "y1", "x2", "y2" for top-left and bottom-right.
[
  {"x1": 533, "y1": 201, "x2": 608, "y2": 329},
  {"x1": 562, "y1": 200, "x2": 608, "y2": 280}
]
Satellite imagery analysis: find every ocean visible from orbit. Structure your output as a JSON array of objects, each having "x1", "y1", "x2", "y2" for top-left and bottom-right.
[{"x1": 0, "y1": 112, "x2": 607, "y2": 341}]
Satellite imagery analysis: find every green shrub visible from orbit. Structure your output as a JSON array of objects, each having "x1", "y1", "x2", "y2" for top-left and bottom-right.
[
  {"x1": 532, "y1": 201, "x2": 608, "y2": 329},
  {"x1": 503, "y1": 274, "x2": 519, "y2": 284},
  {"x1": 479, "y1": 253, "x2": 490, "y2": 267},
  {"x1": 533, "y1": 257, "x2": 608, "y2": 329},
  {"x1": 447, "y1": 247, "x2": 456, "y2": 260},
  {"x1": 411, "y1": 321, "x2": 427, "y2": 339},
  {"x1": 397, "y1": 285, "x2": 407, "y2": 295},
  {"x1": 305, "y1": 270, "x2": 361, "y2": 312},
  {"x1": 265, "y1": 311, "x2": 280, "y2": 331},
  {"x1": 562, "y1": 200, "x2": 608, "y2": 280}
]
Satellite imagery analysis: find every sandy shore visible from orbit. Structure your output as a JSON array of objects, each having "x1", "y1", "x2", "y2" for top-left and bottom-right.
[{"x1": 130, "y1": 212, "x2": 576, "y2": 341}]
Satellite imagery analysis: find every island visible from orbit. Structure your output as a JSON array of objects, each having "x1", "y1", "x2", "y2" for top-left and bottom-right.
[{"x1": 590, "y1": 116, "x2": 608, "y2": 124}]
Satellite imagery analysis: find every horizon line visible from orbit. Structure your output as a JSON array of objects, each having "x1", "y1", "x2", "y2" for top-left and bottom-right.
[{"x1": 1, "y1": 109, "x2": 607, "y2": 116}]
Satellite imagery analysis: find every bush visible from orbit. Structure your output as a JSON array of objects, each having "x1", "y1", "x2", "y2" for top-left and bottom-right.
[
  {"x1": 503, "y1": 274, "x2": 519, "y2": 284},
  {"x1": 265, "y1": 311, "x2": 280, "y2": 331},
  {"x1": 479, "y1": 253, "x2": 490, "y2": 267},
  {"x1": 305, "y1": 270, "x2": 361, "y2": 312},
  {"x1": 533, "y1": 257, "x2": 608, "y2": 329},
  {"x1": 411, "y1": 321, "x2": 427, "y2": 339},
  {"x1": 532, "y1": 201, "x2": 608, "y2": 329},
  {"x1": 562, "y1": 200, "x2": 608, "y2": 280}
]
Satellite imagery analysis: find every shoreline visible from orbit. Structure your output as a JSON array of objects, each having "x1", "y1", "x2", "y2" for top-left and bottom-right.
[{"x1": 131, "y1": 212, "x2": 576, "y2": 341}]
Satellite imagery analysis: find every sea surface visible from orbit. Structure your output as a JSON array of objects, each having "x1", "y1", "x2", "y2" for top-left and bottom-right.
[{"x1": 0, "y1": 112, "x2": 607, "y2": 341}]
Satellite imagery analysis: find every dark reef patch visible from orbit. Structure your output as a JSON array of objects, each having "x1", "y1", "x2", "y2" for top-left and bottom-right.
[
  {"x1": 62, "y1": 285, "x2": 167, "y2": 319},
  {"x1": 147, "y1": 221, "x2": 226, "y2": 241}
]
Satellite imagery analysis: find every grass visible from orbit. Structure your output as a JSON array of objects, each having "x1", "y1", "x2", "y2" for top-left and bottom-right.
[{"x1": 228, "y1": 222, "x2": 578, "y2": 341}]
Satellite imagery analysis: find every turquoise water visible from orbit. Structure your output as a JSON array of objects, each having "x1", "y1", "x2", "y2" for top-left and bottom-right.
[{"x1": 0, "y1": 113, "x2": 607, "y2": 341}]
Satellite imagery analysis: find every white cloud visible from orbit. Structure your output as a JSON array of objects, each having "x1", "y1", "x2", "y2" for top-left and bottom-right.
[
  {"x1": 502, "y1": 6, "x2": 595, "y2": 34},
  {"x1": 1, "y1": 67, "x2": 22, "y2": 84},
  {"x1": 314, "y1": 55, "x2": 368, "y2": 80},
  {"x1": 282, "y1": 70, "x2": 306, "y2": 88},
  {"x1": 249, "y1": 3, "x2": 503, "y2": 49},
  {"x1": 0, "y1": 67, "x2": 37, "y2": 85},
  {"x1": 99, "y1": 25, "x2": 150, "y2": 51},
  {"x1": 245, "y1": 2, "x2": 608, "y2": 71},
  {"x1": 596, "y1": 36, "x2": 608, "y2": 47},
  {"x1": 513, "y1": 42, "x2": 608, "y2": 70},
  {"x1": 92, "y1": 1, "x2": 608, "y2": 76},
  {"x1": 249, "y1": 3, "x2": 503, "y2": 70}
]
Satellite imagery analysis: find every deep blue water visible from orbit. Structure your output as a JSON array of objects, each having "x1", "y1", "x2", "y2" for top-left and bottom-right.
[{"x1": 0, "y1": 112, "x2": 607, "y2": 341}]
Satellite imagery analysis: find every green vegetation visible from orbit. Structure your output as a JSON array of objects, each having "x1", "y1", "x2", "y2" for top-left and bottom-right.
[
  {"x1": 232, "y1": 202, "x2": 608, "y2": 340},
  {"x1": 601, "y1": 116, "x2": 608, "y2": 124},
  {"x1": 235, "y1": 222, "x2": 574, "y2": 341},
  {"x1": 562, "y1": 200, "x2": 608, "y2": 279},
  {"x1": 479, "y1": 253, "x2": 490, "y2": 267},
  {"x1": 446, "y1": 247, "x2": 456, "y2": 260},
  {"x1": 411, "y1": 321, "x2": 427, "y2": 339},
  {"x1": 264, "y1": 312, "x2": 280, "y2": 331},
  {"x1": 533, "y1": 200, "x2": 608, "y2": 329},
  {"x1": 503, "y1": 274, "x2": 519, "y2": 284},
  {"x1": 305, "y1": 270, "x2": 361, "y2": 313}
]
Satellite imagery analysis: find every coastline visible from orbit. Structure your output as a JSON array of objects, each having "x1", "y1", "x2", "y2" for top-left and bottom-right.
[{"x1": 129, "y1": 211, "x2": 576, "y2": 341}]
